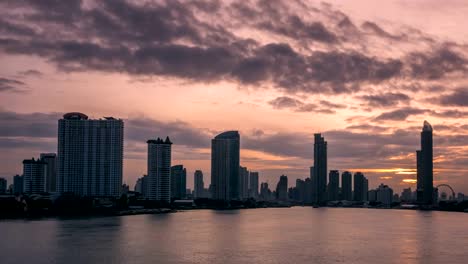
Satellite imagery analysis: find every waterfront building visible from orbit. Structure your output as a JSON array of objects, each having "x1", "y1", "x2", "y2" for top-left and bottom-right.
[
  {"x1": 211, "y1": 131, "x2": 240, "y2": 201},
  {"x1": 171, "y1": 165, "x2": 187, "y2": 199},
  {"x1": 147, "y1": 137, "x2": 172, "y2": 202},
  {"x1": 416, "y1": 121, "x2": 434, "y2": 204},
  {"x1": 194, "y1": 170, "x2": 204, "y2": 198},
  {"x1": 23, "y1": 158, "x2": 47, "y2": 194},
  {"x1": 57, "y1": 112, "x2": 124, "y2": 197}
]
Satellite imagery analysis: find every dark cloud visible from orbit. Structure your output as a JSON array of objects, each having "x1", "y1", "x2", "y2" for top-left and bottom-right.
[
  {"x1": 361, "y1": 21, "x2": 405, "y2": 40},
  {"x1": 268, "y1": 96, "x2": 338, "y2": 114},
  {"x1": 374, "y1": 107, "x2": 427, "y2": 121},
  {"x1": 269, "y1": 96, "x2": 303, "y2": 109},
  {"x1": 360, "y1": 92, "x2": 411, "y2": 108},
  {"x1": 0, "y1": 77, "x2": 27, "y2": 93},
  {"x1": 408, "y1": 47, "x2": 468, "y2": 79},
  {"x1": 0, "y1": 110, "x2": 60, "y2": 137},
  {"x1": 437, "y1": 88, "x2": 468, "y2": 107},
  {"x1": 17, "y1": 70, "x2": 43, "y2": 78}
]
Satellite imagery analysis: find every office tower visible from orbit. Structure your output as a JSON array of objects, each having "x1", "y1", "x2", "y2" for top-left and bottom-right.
[
  {"x1": 276, "y1": 175, "x2": 288, "y2": 201},
  {"x1": 239, "y1": 166, "x2": 249, "y2": 199},
  {"x1": 147, "y1": 137, "x2": 172, "y2": 202},
  {"x1": 376, "y1": 183, "x2": 393, "y2": 206},
  {"x1": 368, "y1": 189, "x2": 377, "y2": 202},
  {"x1": 341, "y1": 171, "x2": 352, "y2": 201},
  {"x1": 13, "y1": 175, "x2": 23, "y2": 195},
  {"x1": 260, "y1": 182, "x2": 272, "y2": 201},
  {"x1": 249, "y1": 171, "x2": 259, "y2": 199},
  {"x1": 40, "y1": 153, "x2": 56, "y2": 193},
  {"x1": 0, "y1": 177, "x2": 6, "y2": 194},
  {"x1": 295, "y1": 179, "x2": 305, "y2": 202},
  {"x1": 171, "y1": 165, "x2": 187, "y2": 199},
  {"x1": 313, "y1": 134, "x2": 327, "y2": 204},
  {"x1": 353, "y1": 172, "x2": 366, "y2": 202},
  {"x1": 194, "y1": 170, "x2": 204, "y2": 198},
  {"x1": 401, "y1": 188, "x2": 412, "y2": 202},
  {"x1": 57, "y1": 113, "x2": 124, "y2": 197},
  {"x1": 310, "y1": 166, "x2": 316, "y2": 202},
  {"x1": 363, "y1": 177, "x2": 369, "y2": 202},
  {"x1": 211, "y1": 131, "x2": 240, "y2": 201},
  {"x1": 23, "y1": 158, "x2": 47, "y2": 194},
  {"x1": 135, "y1": 175, "x2": 148, "y2": 197},
  {"x1": 304, "y1": 177, "x2": 312, "y2": 203},
  {"x1": 328, "y1": 170, "x2": 339, "y2": 201},
  {"x1": 135, "y1": 177, "x2": 143, "y2": 193},
  {"x1": 416, "y1": 121, "x2": 434, "y2": 204}
]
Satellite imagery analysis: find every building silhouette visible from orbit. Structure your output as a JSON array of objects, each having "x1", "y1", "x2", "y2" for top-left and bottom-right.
[
  {"x1": 353, "y1": 172, "x2": 367, "y2": 202},
  {"x1": 23, "y1": 158, "x2": 47, "y2": 194},
  {"x1": 13, "y1": 175, "x2": 23, "y2": 195},
  {"x1": 171, "y1": 165, "x2": 187, "y2": 199},
  {"x1": 134, "y1": 175, "x2": 148, "y2": 197},
  {"x1": 239, "y1": 166, "x2": 249, "y2": 199},
  {"x1": 57, "y1": 113, "x2": 124, "y2": 197},
  {"x1": 147, "y1": 137, "x2": 172, "y2": 202},
  {"x1": 40, "y1": 153, "x2": 56, "y2": 193},
  {"x1": 376, "y1": 183, "x2": 394, "y2": 207},
  {"x1": 417, "y1": 121, "x2": 434, "y2": 204},
  {"x1": 341, "y1": 171, "x2": 352, "y2": 201},
  {"x1": 249, "y1": 171, "x2": 259, "y2": 199},
  {"x1": 0, "y1": 177, "x2": 6, "y2": 194},
  {"x1": 328, "y1": 170, "x2": 339, "y2": 201},
  {"x1": 211, "y1": 131, "x2": 240, "y2": 201},
  {"x1": 194, "y1": 170, "x2": 204, "y2": 198},
  {"x1": 313, "y1": 134, "x2": 327, "y2": 204},
  {"x1": 276, "y1": 175, "x2": 288, "y2": 201}
]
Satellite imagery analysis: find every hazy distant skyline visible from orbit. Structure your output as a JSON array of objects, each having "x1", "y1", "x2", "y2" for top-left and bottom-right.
[{"x1": 0, "y1": 0, "x2": 467, "y2": 193}]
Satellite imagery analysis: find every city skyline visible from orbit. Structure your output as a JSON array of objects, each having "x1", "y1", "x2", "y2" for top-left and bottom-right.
[{"x1": 1, "y1": 0, "x2": 468, "y2": 194}]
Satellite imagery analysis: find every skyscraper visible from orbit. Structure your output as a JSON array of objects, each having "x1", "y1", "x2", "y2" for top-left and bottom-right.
[
  {"x1": 194, "y1": 170, "x2": 204, "y2": 198},
  {"x1": 353, "y1": 172, "x2": 367, "y2": 202},
  {"x1": 416, "y1": 121, "x2": 434, "y2": 205},
  {"x1": 23, "y1": 158, "x2": 47, "y2": 194},
  {"x1": 341, "y1": 171, "x2": 352, "y2": 201},
  {"x1": 171, "y1": 165, "x2": 186, "y2": 199},
  {"x1": 249, "y1": 171, "x2": 259, "y2": 199},
  {"x1": 313, "y1": 134, "x2": 327, "y2": 204},
  {"x1": 0, "y1": 178, "x2": 6, "y2": 194},
  {"x1": 147, "y1": 137, "x2": 172, "y2": 202},
  {"x1": 328, "y1": 170, "x2": 339, "y2": 201},
  {"x1": 57, "y1": 113, "x2": 124, "y2": 197},
  {"x1": 13, "y1": 175, "x2": 23, "y2": 195},
  {"x1": 40, "y1": 153, "x2": 56, "y2": 193},
  {"x1": 239, "y1": 166, "x2": 249, "y2": 199},
  {"x1": 211, "y1": 131, "x2": 240, "y2": 201},
  {"x1": 276, "y1": 175, "x2": 288, "y2": 201}
]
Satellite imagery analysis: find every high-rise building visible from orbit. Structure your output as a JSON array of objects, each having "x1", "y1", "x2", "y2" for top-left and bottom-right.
[
  {"x1": 416, "y1": 121, "x2": 434, "y2": 204},
  {"x1": 363, "y1": 177, "x2": 369, "y2": 202},
  {"x1": 23, "y1": 158, "x2": 47, "y2": 194},
  {"x1": 57, "y1": 113, "x2": 124, "y2": 197},
  {"x1": 353, "y1": 172, "x2": 366, "y2": 202},
  {"x1": 194, "y1": 170, "x2": 204, "y2": 198},
  {"x1": 0, "y1": 177, "x2": 6, "y2": 194},
  {"x1": 401, "y1": 187, "x2": 413, "y2": 202},
  {"x1": 13, "y1": 175, "x2": 23, "y2": 195},
  {"x1": 276, "y1": 175, "x2": 288, "y2": 201},
  {"x1": 134, "y1": 175, "x2": 148, "y2": 197},
  {"x1": 313, "y1": 134, "x2": 327, "y2": 204},
  {"x1": 171, "y1": 165, "x2": 186, "y2": 199},
  {"x1": 40, "y1": 153, "x2": 56, "y2": 193},
  {"x1": 239, "y1": 166, "x2": 249, "y2": 199},
  {"x1": 147, "y1": 137, "x2": 172, "y2": 202},
  {"x1": 341, "y1": 171, "x2": 352, "y2": 201},
  {"x1": 260, "y1": 182, "x2": 272, "y2": 201},
  {"x1": 211, "y1": 131, "x2": 240, "y2": 201},
  {"x1": 376, "y1": 183, "x2": 394, "y2": 207},
  {"x1": 249, "y1": 171, "x2": 259, "y2": 199},
  {"x1": 328, "y1": 170, "x2": 339, "y2": 201}
]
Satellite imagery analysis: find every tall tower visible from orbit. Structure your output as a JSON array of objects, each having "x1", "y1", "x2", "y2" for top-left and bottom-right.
[
  {"x1": 194, "y1": 170, "x2": 204, "y2": 198},
  {"x1": 171, "y1": 165, "x2": 186, "y2": 199},
  {"x1": 313, "y1": 133, "x2": 327, "y2": 204},
  {"x1": 417, "y1": 121, "x2": 433, "y2": 204},
  {"x1": 40, "y1": 153, "x2": 56, "y2": 193},
  {"x1": 249, "y1": 171, "x2": 259, "y2": 199},
  {"x1": 23, "y1": 158, "x2": 47, "y2": 194},
  {"x1": 147, "y1": 137, "x2": 172, "y2": 202},
  {"x1": 239, "y1": 166, "x2": 249, "y2": 199},
  {"x1": 341, "y1": 171, "x2": 352, "y2": 201},
  {"x1": 211, "y1": 131, "x2": 240, "y2": 201},
  {"x1": 328, "y1": 170, "x2": 339, "y2": 201},
  {"x1": 57, "y1": 113, "x2": 124, "y2": 197},
  {"x1": 276, "y1": 175, "x2": 288, "y2": 201}
]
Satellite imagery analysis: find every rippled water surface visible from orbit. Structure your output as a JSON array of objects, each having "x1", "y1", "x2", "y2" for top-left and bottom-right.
[{"x1": 1, "y1": 207, "x2": 468, "y2": 264}]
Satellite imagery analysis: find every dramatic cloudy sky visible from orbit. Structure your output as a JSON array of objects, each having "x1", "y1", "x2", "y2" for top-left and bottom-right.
[{"x1": 1, "y1": 0, "x2": 467, "y2": 194}]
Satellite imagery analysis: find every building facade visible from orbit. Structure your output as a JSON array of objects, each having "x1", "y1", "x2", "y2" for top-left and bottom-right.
[
  {"x1": 341, "y1": 171, "x2": 352, "y2": 201},
  {"x1": 211, "y1": 131, "x2": 240, "y2": 201},
  {"x1": 417, "y1": 121, "x2": 434, "y2": 204},
  {"x1": 313, "y1": 134, "x2": 327, "y2": 204},
  {"x1": 276, "y1": 175, "x2": 288, "y2": 201},
  {"x1": 40, "y1": 153, "x2": 57, "y2": 193},
  {"x1": 328, "y1": 170, "x2": 339, "y2": 201},
  {"x1": 23, "y1": 158, "x2": 47, "y2": 194},
  {"x1": 147, "y1": 137, "x2": 172, "y2": 202},
  {"x1": 171, "y1": 165, "x2": 187, "y2": 199},
  {"x1": 57, "y1": 113, "x2": 124, "y2": 197},
  {"x1": 239, "y1": 166, "x2": 249, "y2": 199},
  {"x1": 194, "y1": 170, "x2": 204, "y2": 198},
  {"x1": 249, "y1": 171, "x2": 259, "y2": 199}
]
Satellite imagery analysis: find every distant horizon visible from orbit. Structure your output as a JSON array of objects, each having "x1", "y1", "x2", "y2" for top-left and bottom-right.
[{"x1": 1, "y1": 0, "x2": 467, "y2": 194}]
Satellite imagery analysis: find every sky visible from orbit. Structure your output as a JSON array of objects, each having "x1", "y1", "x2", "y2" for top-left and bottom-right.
[{"x1": 0, "y1": 0, "x2": 467, "y2": 194}]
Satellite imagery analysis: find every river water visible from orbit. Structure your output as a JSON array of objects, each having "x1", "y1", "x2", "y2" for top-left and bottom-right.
[{"x1": 1, "y1": 207, "x2": 468, "y2": 264}]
